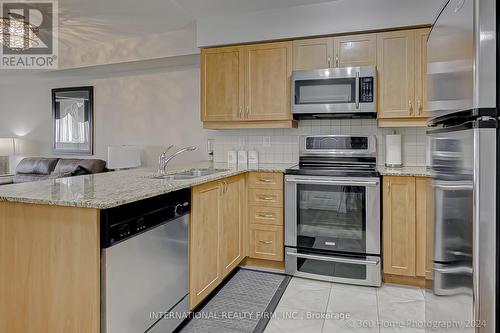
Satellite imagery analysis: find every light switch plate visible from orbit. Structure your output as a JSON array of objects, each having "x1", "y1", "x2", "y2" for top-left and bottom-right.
[{"x1": 263, "y1": 136, "x2": 271, "y2": 147}]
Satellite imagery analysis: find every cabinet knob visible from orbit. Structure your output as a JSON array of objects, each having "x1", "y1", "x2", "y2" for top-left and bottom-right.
[
  {"x1": 409, "y1": 100, "x2": 413, "y2": 115},
  {"x1": 258, "y1": 178, "x2": 273, "y2": 183},
  {"x1": 335, "y1": 54, "x2": 339, "y2": 67},
  {"x1": 259, "y1": 240, "x2": 273, "y2": 244},
  {"x1": 327, "y1": 56, "x2": 331, "y2": 68},
  {"x1": 417, "y1": 100, "x2": 422, "y2": 115},
  {"x1": 258, "y1": 195, "x2": 274, "y2": 201},
  {"x1": 257, "y1": 213, "x2": 274, "y2": 218}
]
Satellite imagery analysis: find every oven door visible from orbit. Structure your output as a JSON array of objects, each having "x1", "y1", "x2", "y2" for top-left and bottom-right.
[
  {"x1": 285, "y1": 175, "x2": 380, "y2": 255},
  {"x1": 285, "y1": 248, "x2": 381, "y2": 286},
  {"x1": 292, "y1": 66, "x2": 376, "y2": 116}
]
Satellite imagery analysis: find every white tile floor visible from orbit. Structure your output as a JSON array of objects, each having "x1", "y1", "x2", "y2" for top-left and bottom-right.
[{"x1": 265, "y1": 278, "x2": 425, "y2": 333}]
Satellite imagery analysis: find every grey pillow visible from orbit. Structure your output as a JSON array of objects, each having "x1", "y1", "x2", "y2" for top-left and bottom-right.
[
  {"x1": 16, "y1": 158, "x2": 59, "y2": 175},
  {"x1": 53, "y1": 159, "x2": 106, "y2": 175}
]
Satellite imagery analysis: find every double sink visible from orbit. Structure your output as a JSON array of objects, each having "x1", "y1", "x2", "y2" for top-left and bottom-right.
[{"x1": 151, "y1": 168, "x2": 229, "y2": 181}]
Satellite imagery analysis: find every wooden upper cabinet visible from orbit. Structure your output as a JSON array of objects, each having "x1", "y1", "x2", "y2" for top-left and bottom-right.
[
  {"x1": 414, "y1": 28, "x2": 431, "y2": 118},
  {"x1": 383, "y1": 176, "x2": 416, "y2": 277},
  {"x1": 293, "y1": 37, "x2": 333, "y2": 70},
  {"x1": 245, "y1": 41, "x2": 293, "y2": 121},
  {"x1": 377, "y1": 30, "x2": 415, "y2": 119},
  {"x1": 334, "y1": 33, "x2": 377, "y2": 67},
  {"x1": 201, "y1": 46, "x2": 244, "y2": 122},
  {"x1": 220, "y1": 175, "x2": 244, "y2": 277},
  {"x1": 189, "y1": 181, "x2": 222, "y2": 309}
]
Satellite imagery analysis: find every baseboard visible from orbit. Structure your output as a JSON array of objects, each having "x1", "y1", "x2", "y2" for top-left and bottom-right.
[
  {"x1": 240, "y1": 257, "x2": 285, "y2": 273},
  {"x1": 383, "y1": 273, "x2": 426, "y2": 288}
]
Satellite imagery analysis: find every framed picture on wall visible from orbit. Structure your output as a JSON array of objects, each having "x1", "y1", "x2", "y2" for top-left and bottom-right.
[{"x1": 52, "y1": 86, "x2": 94, "y2": 155}]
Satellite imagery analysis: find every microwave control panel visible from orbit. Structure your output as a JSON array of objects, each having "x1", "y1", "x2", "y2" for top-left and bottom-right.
[{"x1": 359, "y1": 77, "x2": 374, "y2": 103}]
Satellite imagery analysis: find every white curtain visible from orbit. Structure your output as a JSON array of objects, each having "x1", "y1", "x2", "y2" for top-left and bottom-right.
[{"x1": 55, "y1": 100, "x2": 89, "y2": 144}]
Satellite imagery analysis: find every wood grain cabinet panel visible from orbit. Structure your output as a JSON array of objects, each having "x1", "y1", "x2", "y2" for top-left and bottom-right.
[
  {"x1": 247, "y1": 172, "x2": 283, "y2": 190},
  {"x1": 201, "y1": 46, "x2": 244, "y2": 122},
  {"x1": 377, "y1": 30, "x2": 415, "y2": 119},
  {"x1": 293, "y1": 37, "x2": 334, "y2": 69},
  {"x1": 248, "y1": 206, "x2": 283, "y2": 226},
  {"x1": 220, "y1": 175, "x2": 245, "y2": 277},
  {"x1": 383, "y1": 176, "x2": 416, "y2": 277},
  {"x1": 190, "y1": 181, "x2": 223, "y2": 309},
  {"x1": 248, "y1": 188, "x2": 283, "y2": 207},
  {"x1": 334, "y1": 33, "x2": 377, "y2": 67},
  {"x1": 414, "y1": 28, "x2": 431, "y2": 118},
  {"x1": 249, "y1": 224, "x2": 284, "y2": 261},
  {"x1": 0, "y1": 203, "x2": 100, "y2": 333},
  {"x1": 245, "y1": 41, "x2": 293, "y2": 121},
  {"x1": 415, "y1": 177, "x2": 434, "y2": 279},
  {"x1": 190, "y1": 175, "x2": 246, "y2": 309}
]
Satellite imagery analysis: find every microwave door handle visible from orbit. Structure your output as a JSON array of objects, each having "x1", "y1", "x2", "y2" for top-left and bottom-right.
[
  {"x1": 285, "y1": 178, "x2": 379, "y2": 187},
  {"x1": 286, "y1": 251, "x2": 380, "y2": 266},
  {"x1": 355, "y1": 71, "x2": 360, "y2": 109}
]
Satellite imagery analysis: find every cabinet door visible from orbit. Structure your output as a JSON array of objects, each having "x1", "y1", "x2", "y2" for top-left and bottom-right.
[
  {"x1": 383, "y1": 176, "x2": 416, "y2": 276},
  {"x1": 220, "y1": 175, "x2": 244, "y2": 277},
  {"x1": 377, "y1": 30, "x2": 415, "y2": 118},
  {"x1": 414, "y1": 28, "x2": 431, "y2": 118},
  {"x1": 189, "y1": 181, "x2": 222, "y2": 309},
  {"x1": 293, "y1": 37, "x2": 334, "y2": 70},
  {"x1": 249, "y1": 224, "x2": 284, "y2": 261},
  {"x1": 415, "y1": 177, "x2": 434, "y2": 279},
  {"x1": 201, "y1": 46, "x2": 245, "y2": 122},
  {"x1": 334, "y1": 33, "x2": 377, "y2": 67},
  {"x1": 245, "y1": 41, "x2": 293, "y2": 121}
]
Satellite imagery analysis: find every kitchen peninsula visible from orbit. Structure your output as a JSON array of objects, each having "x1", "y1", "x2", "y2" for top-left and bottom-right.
[{"x1": 0, "y1": 163, "x2": 290, "y2": 333}]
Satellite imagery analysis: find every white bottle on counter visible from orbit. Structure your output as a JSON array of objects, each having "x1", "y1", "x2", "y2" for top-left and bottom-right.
[
  {"x1": 237, "y1": 150, "x2": 248, "y2": 168},
  {"x1": 248, "y1": 151, "x2": 259, "y2": 168},
  {"x1": 227, "y1": 151, "x2": 237, "y2": 168}
]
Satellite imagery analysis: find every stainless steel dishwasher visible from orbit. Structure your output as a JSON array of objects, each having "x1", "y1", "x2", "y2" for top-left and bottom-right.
[{"x1": 100, "y1": 188, "x2": 190, "y2": 333}]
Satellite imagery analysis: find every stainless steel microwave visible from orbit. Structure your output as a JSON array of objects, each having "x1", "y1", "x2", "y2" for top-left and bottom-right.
[{"x1": 291, "y1": 66, "x2": 377, "y2": 118}]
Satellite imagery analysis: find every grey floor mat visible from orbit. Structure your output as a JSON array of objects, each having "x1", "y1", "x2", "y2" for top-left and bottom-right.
[{"x1": 180, "y1": 269, "x2": 287, "y2": 333}]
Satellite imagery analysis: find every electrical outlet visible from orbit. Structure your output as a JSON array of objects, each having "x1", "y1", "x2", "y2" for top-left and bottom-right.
[{"x1": 263, "y1": 136, "x2": 271, "y2": 147}]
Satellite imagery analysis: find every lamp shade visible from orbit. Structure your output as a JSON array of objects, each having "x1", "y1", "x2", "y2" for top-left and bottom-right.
[
  {"x1": 107, "y1": 145, "x2": 141, "y2": 169},
  {"x1": 0, "y1": 138, "x2": 15, "y2": 156}
]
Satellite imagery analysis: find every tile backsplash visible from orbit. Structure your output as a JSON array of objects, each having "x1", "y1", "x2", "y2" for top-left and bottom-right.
[{"x1": 212, "y1": 119, "x2": 428, "y2": 166}]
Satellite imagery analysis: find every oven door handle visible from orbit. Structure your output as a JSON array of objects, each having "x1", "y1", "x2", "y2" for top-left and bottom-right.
[
  {"x1": 286, "y1": 251, "x2": 380, "y2": 266},
  {"x1": 286, "y1": 178, "x2": 379, "y2": 187},
  {"x1": 355, "y1": 71, "x2": 360, "y2": 109}
]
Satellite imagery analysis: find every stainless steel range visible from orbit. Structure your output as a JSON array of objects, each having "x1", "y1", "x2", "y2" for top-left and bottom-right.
[{"x1": 285, "y1": 135, "x2": 381, "y2": 287}]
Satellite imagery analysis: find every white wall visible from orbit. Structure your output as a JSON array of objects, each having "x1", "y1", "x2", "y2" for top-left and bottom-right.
[
  {"x1": 197, "y1": 0, "x2": 443, "y2": 47},
  {"x1": 0, "y1": 63, "x2": 215, "y2": 170}
]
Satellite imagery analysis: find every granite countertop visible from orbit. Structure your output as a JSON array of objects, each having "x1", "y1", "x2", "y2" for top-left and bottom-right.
[
  {"x1": 377, "y1": 165, "x2": 432, "y2": 177},
  {"x1": 0, "y1": 162, "x2": 293, "y2": 209}
]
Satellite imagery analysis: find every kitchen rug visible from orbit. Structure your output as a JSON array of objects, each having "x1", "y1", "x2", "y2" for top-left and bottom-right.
[{"x1": 177, "y1": 268, "x2": 290, "y2": 333}]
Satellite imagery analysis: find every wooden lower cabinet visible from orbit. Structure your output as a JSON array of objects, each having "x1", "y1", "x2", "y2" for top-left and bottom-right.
[
  {"x1": 189, "y1": 180, "x2": 223, "y2": 309},
  {"x1": 189, "y1": 174, "x2": 245, "y2": 309},
  {"x1": 249, "y1": 224, "x2": 284, "y2": 261},
  {"x1": 382, "y1": 176, "x2": 433, "y2": 284},
  {"x1": 190, "y1": 172, "x2": 284, "y2": 309},
  {"x1": 220, "y1": 175, "x2": 245, "y2": 276}
]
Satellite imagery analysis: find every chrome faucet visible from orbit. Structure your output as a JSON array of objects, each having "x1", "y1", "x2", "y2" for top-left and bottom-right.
[{"x1": 158, "y1": 145, "x2": 197, "y2": 175}]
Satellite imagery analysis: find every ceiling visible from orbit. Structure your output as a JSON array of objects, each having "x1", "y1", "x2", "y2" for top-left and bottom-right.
[{"x1": 58, "y1": 0, "x2": 338, "y2": 39}]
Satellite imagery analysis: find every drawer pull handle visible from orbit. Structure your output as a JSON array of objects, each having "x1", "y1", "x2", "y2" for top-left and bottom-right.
[
  {"x1": 259, "y1": 240, "x2": 273, "y2": 244},
  {"x1": 257, "y1": 213, "x2": 274, "y2": 218},
  {"x1": 258, "y1": 179, "x2": 273, "y2": 183},
  {"x1": 257, "y1": 195, "x2": 274, "y2": 201}
]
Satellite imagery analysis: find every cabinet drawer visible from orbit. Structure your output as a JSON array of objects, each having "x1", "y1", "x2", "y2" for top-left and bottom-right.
[
  {"x1": 248, "y1": 189, "x2": 283, "y2": 207},
  {"x1": 248, "y1": 172, "x2": 283, "y2": 190},
  {"x1": 249, "y1": 206, "x2": 283, "y2": 226},
  {"x1": 249, "y1": 224, "x2": 284, "y2": 261}
]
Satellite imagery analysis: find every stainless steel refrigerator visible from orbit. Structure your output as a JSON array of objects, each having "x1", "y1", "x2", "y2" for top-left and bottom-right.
[{"x1": 426, "y1": 0, "x2": 497, "y2": 332}]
